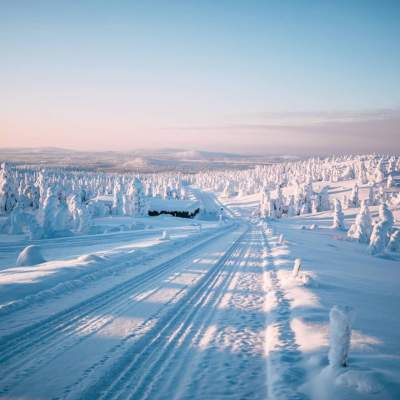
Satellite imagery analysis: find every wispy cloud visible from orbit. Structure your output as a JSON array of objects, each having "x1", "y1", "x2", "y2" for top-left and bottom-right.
[{"x1": 162, "y1": 109, "x2": 400, "y2": 155}]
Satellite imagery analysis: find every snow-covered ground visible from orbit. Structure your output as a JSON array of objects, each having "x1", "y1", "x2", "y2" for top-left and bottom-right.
[{"x1": 0, "y1": 155, "x2": 399, "y2": 399}]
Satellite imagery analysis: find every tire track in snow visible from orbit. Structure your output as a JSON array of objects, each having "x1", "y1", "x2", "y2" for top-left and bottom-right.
[
  {"x1": 73, "y1": 225, "x2": 251, "y2": 400},
  {"x1": 262, "y1": 224, "x2": 308, "y2": 400},
  {"x1": 0, "y1": 224, "x2": 239, "y2": 395},
  {"x1": 134, "y1": 227, "x2": 259, "y2": 400},
  {"x1": 0, "y1": 226, "x2": 224, "y2": 316},
  {"x1": 179, "y1": 224, "x2": 268, "y2": 400}
]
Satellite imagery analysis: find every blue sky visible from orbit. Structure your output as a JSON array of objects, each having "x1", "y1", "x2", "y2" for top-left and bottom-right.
[{"x1": 1, "y1": 0, "x2": 399, "y2": 154}]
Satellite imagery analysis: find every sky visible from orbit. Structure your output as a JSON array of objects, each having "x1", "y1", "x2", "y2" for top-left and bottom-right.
[{"x1": 1, "y1": 0, "x2": 399, "y2": 155}]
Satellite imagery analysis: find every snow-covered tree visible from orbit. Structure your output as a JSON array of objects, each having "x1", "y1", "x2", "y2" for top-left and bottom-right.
[
  {"x1": 55, "y1": 197, "x2": 71, "y2": 232},
  {"x1": 387, "y1": 175, "x2": 393, "y2": 189},
  {"x1": 35, "y1": 170, "x2": 47, "y2": 208},
  {"x1": 223, "y1": 180, "x2": 235, "y2": 198},
  {"x1": 77, "y1": 204, "x2": 91, "y2": 234},
  {"x1": 369, "y1": 203, "x2": 394, "y2": 255},
  {"x1": 332, "y1": 199, "x2": 346, "y2": 230},
  {"x1": 42, "y1": 192, "x2": 59, "y2": 237},
  {"x1": 347, "y1": 200, "x2": 372, "y2": 243},
  {"x1": 386, "y1": 230, "x2": 400, "y2": 254},
  {"x1": 287, "y1": 195, "x2": 296, "y2": 217},
  {"x1": 347, "y1": 184, "x2": 359, "y2": 208},
  {"x1": 8, "y1": 203, "x2": 25, "y2": 234},
  {"x1": 367, "y1": 185, "x2": 375, "y2": 206},
  {"x1": 374, "y1": 160, "x2": 385, "y2": 184},
  {"x1": 318, "y1": 186, "x2": 330, "y2": 212},
  {"x1": 0, "y1": 162, "x2": 17, "y2": 214},
  {"x1": 68, "y1": 194, "x2": 82, "y2": 231},
  {"x1": 357, "y1": 161, "x2": 368, "y2": 185},
  {"x1": 25, "y1": 214, "x2": 43, "y2": 240},
  {"x1": 112, "y1": 181, "x2": 124, "y2": 216},
  {"x1": 132, "y1": 178, "x2": 147, "y2": 216}
]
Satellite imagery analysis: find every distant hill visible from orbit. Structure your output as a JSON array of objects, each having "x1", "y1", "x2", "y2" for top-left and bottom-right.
[{"x1": 0, "y1": 147, "x2": 301, "y2": 173}]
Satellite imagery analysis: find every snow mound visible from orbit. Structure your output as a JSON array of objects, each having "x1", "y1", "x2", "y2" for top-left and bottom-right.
[
  {"x1": 335, "y1": 370, "x2": 383, "y2": 394},
  {"x1": 281, "y1": 268, "x2": 319, "y2": 288},
  {"x1": 16, "y1": 245, "x2": 46, "y2": 267},
  {"x1": 77, "y1": 254, "x2": 105, "y2": 263}
]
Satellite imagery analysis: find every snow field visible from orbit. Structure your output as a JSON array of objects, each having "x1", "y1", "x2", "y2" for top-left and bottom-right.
[{"x1": 0, "y1": 154, "x2": 399, "y2": 399}]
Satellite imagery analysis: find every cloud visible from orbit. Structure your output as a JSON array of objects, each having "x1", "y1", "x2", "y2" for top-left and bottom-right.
[{"x1": 164, "y1": 109, "x2": 400, "y2": 155}]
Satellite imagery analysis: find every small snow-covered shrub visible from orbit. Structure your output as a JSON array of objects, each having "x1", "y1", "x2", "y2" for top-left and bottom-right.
[
  {"x1": 16, "y1": 245, "x2": 46, "y2": 266},
  {"x1": 161, "y1": 230, "x2": 170, "y2": 240},
  {"x1": 292, "y1": 258, "x2": 302, "y2": 277},
  {"x1": 328, "y1": 306, "x2": 352, "y2": 368}
]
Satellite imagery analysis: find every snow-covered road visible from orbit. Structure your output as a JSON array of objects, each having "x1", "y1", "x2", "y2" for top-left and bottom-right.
[
  {"x1": 1, "y1": 188, "x2": 399, "y2": 399},
  {"x1": 0, "y1": 217, "x2": 258, "y2": 397},
  {"x1": 0, "y1": 206, "x2": 281, "y2": 399}
]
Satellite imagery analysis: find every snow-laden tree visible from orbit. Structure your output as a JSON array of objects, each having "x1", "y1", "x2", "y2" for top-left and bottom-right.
[
  {"x1": 332, "y1": 199, "x2": 346, "y2": 230},
  {"x1": 287, "y1": 195, "x2": 296, "y2": 217},
  {"x1": 19, "y1": 185, "x2": 34, "y2": 209},
  {"x1": 68, "y1": 194, "x2": 82, "y2": 231},
  {"x1": 376, "y1": 186, "x2": 387, "y2": 204},
  {"x1": 367, "y1": 185, "x2": 375, "y2": 206},
  {"x1": 357, "y1": 161, "x2": 368, "y2": 185},
  {"x1": 340, "y1": 165, "x2": 355, "y2": 181},
  {"x1": 132, "y1": 177, "x2": 147, "y2": 217},
  {"x1": 387, "y1": 175, "x2": 393, "y2": 189},
  {"x1": 25, "y1": 214, "x2": 43, "y2": 240},
  {"x1": 273, "y1": 186, "x2": 284, "y2": 218},
  {"x1": 386, "y1": 230, "x2": 400, "y2": 254},
  {"x1": 347, "y1": 200, "x2": 372, "y2": 243},
  {"x1": 8, "y1": 203, "x2": 25, "y2": 234},
  {"x1": 369, "y1": 203, "x2": 394, "y2": 255},
  {"x1": 0, "y1": 162, "x2": 17, "y2": 214},
  {"x1": 223, "y1": 180, "x2": 235, "y2": 198},
  {"x1": 311, "y1": 195, "x2": 319, "y2": 214},
  {"x1": 77, "y1": 204, "x2": 91, "y2": 234},
  {"x1": 374, "y1": 160, "x2": 385, "y2": 184},
  {"x1": 55, "y1": 196, "x2": 71, "y2": 232},
  {"x1": 347, "y1": 184, "x2": 359, "y2": 208},
  {"x1": 318, "y1": 186, "x2": 330, "y2": 212},
  {"x1": 259, "y1": 189, "x2": 270, "y2": 218},
  {"x1": 112, "y1": 181, "x2": 124, "y2": 216},
  {"x1": 35, "y1": 170, "x2": 47, "y2": 208},
  {"x1": 42, "y1": 192, "x2": 59, "y2": 237}
]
